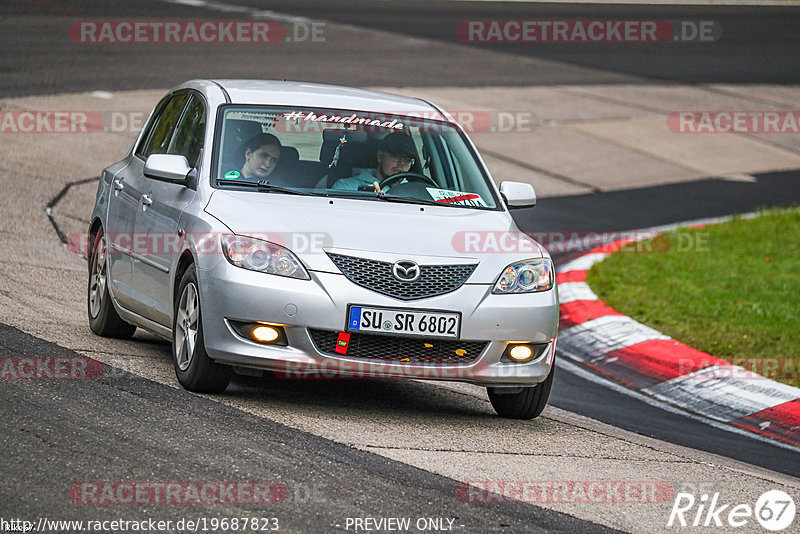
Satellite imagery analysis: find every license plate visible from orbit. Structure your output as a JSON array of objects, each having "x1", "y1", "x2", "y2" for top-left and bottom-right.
[{"x1": 347, "y1": 305, "x2": 460, "y2": 339}]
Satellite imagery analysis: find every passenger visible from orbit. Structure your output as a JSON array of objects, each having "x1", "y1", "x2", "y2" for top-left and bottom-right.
[
  {"x1": 331, "y1": 132, "x2": 416, "y2": 192},
  {"x1": 225, "y1": 133, "x2": 281, "y2": 181}
]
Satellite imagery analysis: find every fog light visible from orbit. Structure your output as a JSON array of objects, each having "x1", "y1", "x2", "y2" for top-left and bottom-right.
[
  {"x1": 501, "y1": 342, "x2": 549, "y2": 363},
  {"x1": 251, "y1": 325, "x2": 280, "y2": 343},
  {"x1": 229, "y1": 320, "x2": 288, "y2": 346},
  {"x1": 508, "y1": 344, "x2": 534, "y2": 362}
]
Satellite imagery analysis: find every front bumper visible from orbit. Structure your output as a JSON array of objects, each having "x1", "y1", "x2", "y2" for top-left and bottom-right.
[{"x1": 199, "y1": 258, "x2": 559, "y2": 387}]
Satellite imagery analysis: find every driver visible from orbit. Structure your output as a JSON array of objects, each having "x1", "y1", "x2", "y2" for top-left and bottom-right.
[{"x1": 331, "y1": 132, "x2": 416, "y2": 191}]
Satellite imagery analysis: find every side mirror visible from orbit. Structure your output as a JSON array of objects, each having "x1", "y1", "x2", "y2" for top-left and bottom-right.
[
  {"x1": 499, "y1": 181, "x2": 537, "y2": 209},
  {"x1": 144, "y1": 154, "x2": 192, "y2": 185}
]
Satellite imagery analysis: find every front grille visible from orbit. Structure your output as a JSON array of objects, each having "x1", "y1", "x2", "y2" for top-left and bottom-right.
[
  {"x1": 308, "y1": 329, "x2": 487, "y2": 365},
  {"x1": 327, "y1": 253, "x2": 476, "y2": 300}
]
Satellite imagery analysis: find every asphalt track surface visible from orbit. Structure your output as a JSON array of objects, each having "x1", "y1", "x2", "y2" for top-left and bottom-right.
[
  {"x1": 0, "y1": 323, "x2": 614, "y2": 533},
  {"x1": 230, "y1": 0, "x2": 800, "y2": 84},
  {"x1": 3, "y1": 0, "x2": 800, "y2": 97},
  {"x1": 2, "y1": 0, "x2": 800, "y2": 527}
]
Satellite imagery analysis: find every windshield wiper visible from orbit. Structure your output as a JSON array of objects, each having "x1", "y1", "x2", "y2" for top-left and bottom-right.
[
  {"x1": 375, "y1": 193, "x2": 444, "y2": 207},
  {"x1": 215, "y1": 179, "x2": 324, "y2": 196}
]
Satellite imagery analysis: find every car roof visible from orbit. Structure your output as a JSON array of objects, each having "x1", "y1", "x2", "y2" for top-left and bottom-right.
[{"x1": 201, "y1": 79, "x2": 443, "y2": 115}]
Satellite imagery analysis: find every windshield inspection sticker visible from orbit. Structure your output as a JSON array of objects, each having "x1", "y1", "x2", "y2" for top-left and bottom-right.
[
  {"x1": 426, "y1": 188, "x2": 488, "y2": 207},
  {"x1": 226, "y1": 111, "x2": 278, "y2": 129},
  {"x1": 223, "y1": 170, "x2": 240, "y2": 180}
]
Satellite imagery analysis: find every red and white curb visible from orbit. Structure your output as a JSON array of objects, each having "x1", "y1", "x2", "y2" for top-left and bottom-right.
[{"x1": 555, "y1": 218, "x2": 800, "y2": 449}]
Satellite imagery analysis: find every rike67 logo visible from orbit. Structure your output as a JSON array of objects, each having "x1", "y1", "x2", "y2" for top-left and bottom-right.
[{"x1": 668, "y1": 490, "x2": 795, "y2": 531}]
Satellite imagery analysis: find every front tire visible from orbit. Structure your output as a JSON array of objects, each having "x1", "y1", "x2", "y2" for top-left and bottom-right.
[
  {"x1": 172, "y1": 264, "x2": 231, "y2": 393},
  {"x1": 487, "y1": 364, "x2": 555, "y2": 420},
  {"x1": 87, "y1": 230, "x2": 137, "y2": 339}
]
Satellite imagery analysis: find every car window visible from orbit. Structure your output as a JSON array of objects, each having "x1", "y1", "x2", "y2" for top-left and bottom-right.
[
  {"x1": 134, "y1": 95, "x2": 169, "y2": 158},
  {"x1": 139, "y1": 93, "x2": 189, "y2": 159},
  {"x1": 213, "y1": 106, "x2": 500, "y2": 210},
  {"x1": 168, "y1": 94, "x2": 206, "y2": 168}
]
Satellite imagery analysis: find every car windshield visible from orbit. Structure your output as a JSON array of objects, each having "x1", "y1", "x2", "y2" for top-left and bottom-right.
[{"x1": 213, "y1": 105, "x2": 499, "y2": 209}]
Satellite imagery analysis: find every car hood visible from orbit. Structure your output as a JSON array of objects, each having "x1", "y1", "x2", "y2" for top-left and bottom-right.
[{"x1": 204, "y1": 190, "x2": 545, "y2": 283}]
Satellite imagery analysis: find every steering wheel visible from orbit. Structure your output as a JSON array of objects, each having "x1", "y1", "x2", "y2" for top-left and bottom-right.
[{"x1": 379, "y1": 172, "x2": 438, "y2": 190}]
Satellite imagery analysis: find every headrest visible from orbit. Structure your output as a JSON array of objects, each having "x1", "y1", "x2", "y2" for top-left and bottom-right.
[{"x1": 280, "y1": 146, "x2": 299, "y2": 163}]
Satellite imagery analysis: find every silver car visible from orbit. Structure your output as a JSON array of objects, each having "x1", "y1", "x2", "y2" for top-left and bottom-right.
[{"x1": 87, "y1": 80, "x2": 558, "y2": 419}]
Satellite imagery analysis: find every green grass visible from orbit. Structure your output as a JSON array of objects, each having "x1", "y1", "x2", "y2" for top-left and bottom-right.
[{"x1": 586, "y1": 208, "x2": 800, "y2": 388}]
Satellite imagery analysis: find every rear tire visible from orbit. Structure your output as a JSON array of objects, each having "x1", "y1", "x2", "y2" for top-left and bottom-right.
[
  {"x1": 172, "y1": 264, "x2": 231, "y2": 393},
  {"x1": 487, "y1": 364, "x2": 555, "y2": 420},
  {"x1": 87, "y1": 230, "x2": 137, "y2": 339}
]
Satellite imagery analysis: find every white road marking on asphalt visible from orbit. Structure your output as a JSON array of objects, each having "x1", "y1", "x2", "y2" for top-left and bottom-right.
[
  {"x1": 556, "y1": 357, "x2": 800, "y2": 453},
  {"x1": 720, "y1": 173, "x2": 758, "y2": 183},
  {"x1": 161, "y1": 0, "x2": 317, "y2": 24},
  {"x1": 644, "y1": 365, "x2": 800, "y2": 422},
  {"x1": 559, "y1": 315, "x2": 670, "y2": 359}
]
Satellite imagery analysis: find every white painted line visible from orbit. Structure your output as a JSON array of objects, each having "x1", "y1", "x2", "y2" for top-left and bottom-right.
[
  {"x1": 556, "y1": 357, "x2": 800, "y2": 453},
  {"x1": 249, "y1": 10, "x2": 316, "y2": 23},
  {"x1": 559, "y1": 315, "x2": 670, "y2": 360},
  {"x1": 644, "y1": 365, "x2": 800, "y2": 422},
  {"x1": 557, "y1": 281, "x2": 598, "y2": 304},
  {"x1": 720, "y1": 173, "x2": 758, "y2": 183},
  {"x1": 560, "y1": 252, "x2": 607, "y2": 273},
  {"x1": 161, "y1": 0, "x2": 317, "y2": 23}
]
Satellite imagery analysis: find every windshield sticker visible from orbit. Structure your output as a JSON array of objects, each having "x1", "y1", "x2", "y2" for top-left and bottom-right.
[
  {"x1": 283, "y1": 111, "x2": 404, "y2": 130},
  {"x1": 223, "y1": 170, "x2": 240, "y2": 180},
  {"x1": 226, "y1": 111, "x2": 277, "y2": 129},
  {"x1": 426, "y1": 188, "x2": 488, "y2": 207}
]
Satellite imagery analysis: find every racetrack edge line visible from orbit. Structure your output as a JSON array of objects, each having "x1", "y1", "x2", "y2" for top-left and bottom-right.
[{"x1": 556, "y1": 214, "x2": 800, "y2": 449}]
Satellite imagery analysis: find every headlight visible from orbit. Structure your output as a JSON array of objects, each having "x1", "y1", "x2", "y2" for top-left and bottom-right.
[
  {"x1": 220, "y1": 234, "x2": 310, "y2": 280},
  {"x1": 492, "y1": 258, "x2": 554, "y2": 294}
]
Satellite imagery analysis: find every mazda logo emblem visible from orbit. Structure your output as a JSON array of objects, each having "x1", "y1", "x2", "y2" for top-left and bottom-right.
[{"x1": 392, "y1": 260, "x2": 420, "y2": 282}]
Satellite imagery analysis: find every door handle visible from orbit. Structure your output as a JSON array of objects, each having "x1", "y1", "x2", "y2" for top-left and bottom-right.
[
  {"x1": 140, "y1": 194, "x2": 153, "y2": 207},
  {"x1": 113, "y1": 179, "x2": 124, "y2": 191}
]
